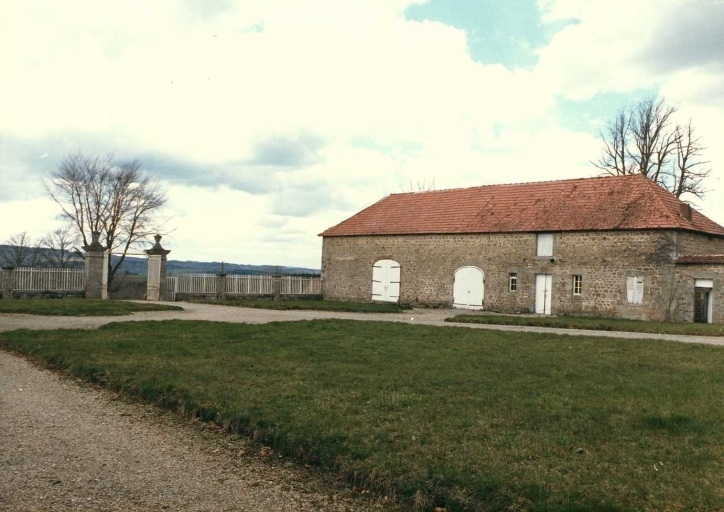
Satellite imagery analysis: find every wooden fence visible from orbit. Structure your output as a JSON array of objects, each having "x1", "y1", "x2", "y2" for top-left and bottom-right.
[
  {"x1": 6, "y1": 267, "x2": 85, "y2": 293},
  {"x1": 280, "y1": 275, "x2": 322, "y2": 295},
  {"x1": 167, "y1": 273, "x2": 218, "y2": 295},
  {"x1": 226, "y1": 275, "x2": 274, "y2": 295},
  {"x1": 165, "y1": 274, "x2": 321, "y2": 301}
]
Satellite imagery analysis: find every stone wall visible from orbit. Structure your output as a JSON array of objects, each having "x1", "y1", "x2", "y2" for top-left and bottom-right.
[
  {"x1": 676, "y1": 231, "x2": 724, "y2": 256},
  {"x1": 321, "y1": 229, "x2": 708, "y2": 320},
  {"x1": 674, "y1": 264, "x2": 724, "y2": 323}
]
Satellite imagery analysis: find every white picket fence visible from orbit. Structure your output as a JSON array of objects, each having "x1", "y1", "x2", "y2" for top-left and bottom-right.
[
  {"x1": 168, "y1": 273, "x2": 218, "y2": 295},
  {"x1": 226, "y1": 275, "x2": 274, "y2": 295},
  {"x1": 280, "y1": 275, "x2": 322, "y2": 295},
  {"x1": 11, "y1": 267, "x2": 85, "y2": 292},
  {"x1": 164, "y1": 274, "x2": 321, "y2": 301}
]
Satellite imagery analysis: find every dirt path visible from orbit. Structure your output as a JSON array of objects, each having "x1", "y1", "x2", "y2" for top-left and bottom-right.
[{"x1": 0, "y1": 350, "x2": 393, "y2": 512}]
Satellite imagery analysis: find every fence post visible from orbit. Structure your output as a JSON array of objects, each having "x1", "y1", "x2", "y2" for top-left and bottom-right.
[
  {"x1": 84, "y1": 232, "x2": 108, "y2": 300},
  {"x1": 145, "y1": 235, "x2": 171, "y2": 301},
  {"x1": 217, "y1": 273, "x2": 227, "y2": 301},
  {"x1": 272, "y1": 275, "x2": 281, "y2": 301},
  {"x1": 1, "y1": 268, "x2": 14, "y2": 299}
]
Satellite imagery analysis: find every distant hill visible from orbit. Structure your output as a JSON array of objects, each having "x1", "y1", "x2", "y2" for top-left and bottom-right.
[
  {"x1": 116, "y1": 255, "x2": 320, "y2": 276},
  {"x1": 0, "y1": 245, "x2": 319, "y2": 276}
]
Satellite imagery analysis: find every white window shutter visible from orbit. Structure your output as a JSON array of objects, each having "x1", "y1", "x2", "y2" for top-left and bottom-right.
[
  {"x1": 635, "y1": 277, "x2": 644, "y2": 304},
  {"x1": 537, "y1": 234, "x2": 553, "y2": 257},
  {"x1": 627, "y1": 276, "x2": 644, "y2": 304},
  {"x1": 626, "y1": 277, "x2": 635, "y2": 303}
]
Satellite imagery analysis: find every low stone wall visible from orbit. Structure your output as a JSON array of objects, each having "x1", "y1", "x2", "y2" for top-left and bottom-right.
[{"x1": 4, "y1": 291, "x2": 85, "y2": 300}]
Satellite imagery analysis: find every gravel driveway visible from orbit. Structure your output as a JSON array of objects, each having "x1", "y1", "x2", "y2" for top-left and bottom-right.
[
  {"x1": 0, "y1": 304, "x2": 406, "y2": 512},
  {"x1": 2, "y1": 301, "x2": 721, "y2": 345},
  {"x1": 1, "y1": 302, "x2": 722, "y2": 511}
]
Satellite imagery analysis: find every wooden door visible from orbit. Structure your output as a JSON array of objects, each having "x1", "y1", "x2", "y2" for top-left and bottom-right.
[
  {"x1": 535, "y1": 274, "x2": 552, "y2": 315},
  {"x1": 372, "y1": 260, "x2": 400, "y2": 302},
  {"x1": 453, "y1": 266, "x2": 484, "y2": 310},
  {"x1": 694, "y1": 287, "x2": 710, "y2": 323}
]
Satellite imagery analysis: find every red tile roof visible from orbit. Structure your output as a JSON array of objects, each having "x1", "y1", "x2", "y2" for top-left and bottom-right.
[{"x1": 320, "y1": 174, "x2": 724, "y2": 237}]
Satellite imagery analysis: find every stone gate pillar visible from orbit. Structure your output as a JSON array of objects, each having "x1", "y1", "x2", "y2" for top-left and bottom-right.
[
  {"x1": 217, "y1": 273, "x2": 227, "y2": 301},
  {"x1": 1, "y1": 267, "x2": 15, "y2": 299},
  {"x1": 84, "y1": 232, "x2": 108, "y2": 300},
  {"x1": 145, "y1": 235, "x2": 170, "y2": 301}
]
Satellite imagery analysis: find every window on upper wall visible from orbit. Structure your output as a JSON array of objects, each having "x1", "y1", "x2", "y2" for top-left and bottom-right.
[
  {"x1": 626, "y1": 276, "x2": 644, "y2": 304},
  {"x1": 573, "y1": 274, "x2": 582, "y2": 295},
  {"x1": 537, "y1": 233, "x2": 554, "y2": 257},
  {"x1": 509, "y1": 273, "x2": 517, "y2": 292}
]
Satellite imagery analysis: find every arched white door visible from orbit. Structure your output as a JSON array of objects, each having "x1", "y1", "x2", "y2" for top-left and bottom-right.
[
  {"x1": 372, "y1": 259, "x2": 400, "y2": 302},
  {"x1": 453, "y1": 266, "x2": 484, "y2": 310}
]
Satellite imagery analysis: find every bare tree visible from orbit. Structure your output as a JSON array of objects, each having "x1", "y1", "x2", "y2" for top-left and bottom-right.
[
  {"x1": 653, "y1": 273, "x2": 685, "y2": 322},
  {"x1": 46, "y1": 151, "x2": 167, "y2": 286},
  {"x1": 630, "y1": 98, "x2": 678, "y2": 184},
  {"x1": 0, "y1": 231, "x2": 42, "y2": 268},
  {"x1": 400, "y1": 178, "x2": 437, "y2": 193},
  {"x1": 40, "y1": 225, "x2": 82, "y2": 268},
  {"x1": 593, "y1": 97, "x2": 710, "y2": 199},
  {"x1": 671, "y1": 121, "x2": 710, "y2": 199},
  {"x1": 596, "y1": 110, "x2": 633, "y2": 176}
]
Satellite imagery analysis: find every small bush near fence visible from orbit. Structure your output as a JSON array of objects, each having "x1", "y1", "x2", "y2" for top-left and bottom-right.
[{"x1": 110, "y1": 275, "x2": 147, "y2": 300}]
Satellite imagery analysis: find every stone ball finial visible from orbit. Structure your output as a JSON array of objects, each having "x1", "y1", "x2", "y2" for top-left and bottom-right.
[
  {"x1": 84, "y1": 231, "x2": 106, "y2": 252},
  {"x1": 145, "y1": 234, "x2": 171, "y2": 256}
]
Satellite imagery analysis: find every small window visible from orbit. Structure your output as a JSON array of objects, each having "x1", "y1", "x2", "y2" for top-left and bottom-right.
[
  {"x1": 509, "y1": 273, "x2": 517, "y2": 292},
  {"x1": 537, "y1": 233, "x2": 553, "y2": 257},
  {"x1": 573, "y1": 275, "x2": 582, "y2": 295},
  {"x1": 627, "y1": 276, "x2": 644, "y2": 304}
]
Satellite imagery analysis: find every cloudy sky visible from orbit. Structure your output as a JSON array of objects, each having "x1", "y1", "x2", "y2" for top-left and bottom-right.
[{"x1": 1, "y1": 0, "x2": 723, "y2": 269}]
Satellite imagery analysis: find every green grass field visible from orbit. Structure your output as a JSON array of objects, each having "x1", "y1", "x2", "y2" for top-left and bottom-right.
[
  {"x1": 448, "y1": 313, "x2": 724, "y2": 337},
  {"x1": 0, "y1": 299, "x2": 183, "y2": 316},
  {"x1": 1, "y1": 320, "x2": 721, "y2": 511}
]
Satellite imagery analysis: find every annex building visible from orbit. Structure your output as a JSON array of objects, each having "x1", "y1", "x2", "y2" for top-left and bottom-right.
[{"x1": 319, "y1": 174, "x2": 724, "y2": 323}]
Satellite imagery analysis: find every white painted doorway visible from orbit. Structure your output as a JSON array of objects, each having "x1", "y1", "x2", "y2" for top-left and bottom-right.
[
  {"x1": 694, "y1": 278, "x2": 714, "y2": 323},
  {"x1": 372, "y1": 259, "x2": 400, "y2": 302},
  {"x1": 535, "y1": 274, "x2": 553, "y2": 315},
  {"x1": 453, "y1": 266, "x2": 484, "y2": 310}
]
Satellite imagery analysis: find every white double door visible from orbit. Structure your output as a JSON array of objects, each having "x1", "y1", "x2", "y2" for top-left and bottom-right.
[
  {"x1": 535, "y1": 274, "x2": 553, "y2": 315},
  {"x1": 372, "y1": 259, "x2": 401, "y2": 302},
  {"x1": 453, "y1": 266, "x2": 484, "y2": 310}
]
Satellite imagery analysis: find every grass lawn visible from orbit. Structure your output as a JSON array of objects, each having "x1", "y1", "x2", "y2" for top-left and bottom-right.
[
  {"x1": 0, "y1": 299, "x2": 183, "y2": 316},
  {"x1": 1, "y1": 320, "x2": 722, "y2": 511},
  {"x1": 448, "y1": 313, "x2": 724, "y2": 337},
  {"x1": 196, "y1": 298, "x2": 413, "y2": 313}
]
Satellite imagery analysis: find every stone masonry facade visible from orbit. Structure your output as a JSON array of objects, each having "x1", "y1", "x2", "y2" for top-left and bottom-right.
[
  {"x1": 674, "y1": 263, "x2": 724, "y2": 323},
  {"x1": 321, "y1": 229, "x2": 724, "y2": 322}
]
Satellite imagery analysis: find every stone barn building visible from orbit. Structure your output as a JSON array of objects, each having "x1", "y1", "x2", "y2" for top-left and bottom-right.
[{"x1": 319, "y1": 175, "x2": 724, "y2": 323}]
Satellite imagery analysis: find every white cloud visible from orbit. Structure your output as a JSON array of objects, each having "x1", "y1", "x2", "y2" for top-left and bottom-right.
[{"x1": 0, "y1": 198, "x2": 61, "y2": 241}]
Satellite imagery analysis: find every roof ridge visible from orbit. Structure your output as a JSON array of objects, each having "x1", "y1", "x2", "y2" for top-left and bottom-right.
[
  {"x1": 320, "y1": 174, "x2": 724, "y2": 238},
  {"x1": 389, "y1": 174, "x2": 636, "y2": 197},
  {"x1": 632, "y1": 173, "x2": 690, "y2": 228}
]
